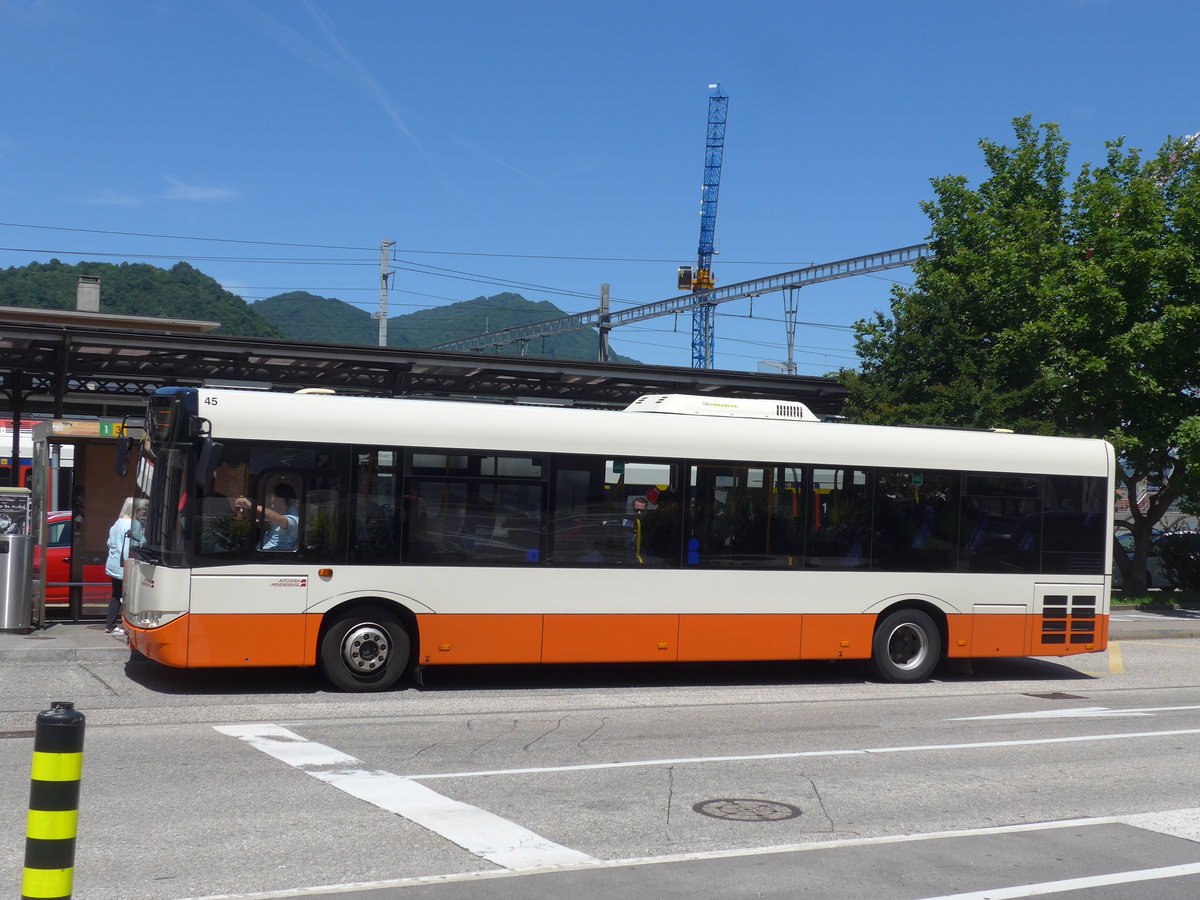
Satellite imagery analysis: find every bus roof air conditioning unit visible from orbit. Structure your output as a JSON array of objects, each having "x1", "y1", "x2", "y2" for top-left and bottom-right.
[{"x1": 624, "y1": 394, "x2": 817, "y2": 421}]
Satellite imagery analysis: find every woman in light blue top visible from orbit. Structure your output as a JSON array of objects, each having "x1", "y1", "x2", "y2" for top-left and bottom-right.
[{"x1": 104, "y1": 498, "x2": 133, "y2": 634}]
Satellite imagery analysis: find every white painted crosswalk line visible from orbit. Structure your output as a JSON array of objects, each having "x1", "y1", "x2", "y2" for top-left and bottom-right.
[
  {"x1": 915, "y1": 861, "x2": 1200, "y2": 900},
  {"x1": 214, "y1": 723, "x2": 596, "y2": 871}
]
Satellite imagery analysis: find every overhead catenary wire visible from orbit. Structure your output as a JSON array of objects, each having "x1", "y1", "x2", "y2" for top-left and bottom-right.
[
  {"x1": 0, "y1": 223, "x2": 912, "y2": 311},
  {"x1": 0, "y1": 221, "x2": 841, "y2": 267}
]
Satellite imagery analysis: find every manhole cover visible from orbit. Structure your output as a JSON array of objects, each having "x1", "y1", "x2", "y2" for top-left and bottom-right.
[{"x1": 692, "y1": 799, "x2": 802, "y2": 821}]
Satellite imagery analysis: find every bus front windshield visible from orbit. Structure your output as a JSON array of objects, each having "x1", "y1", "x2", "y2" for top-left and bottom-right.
[{"x1": 133, "y1": 438, "x2": 191, "y2": 566}]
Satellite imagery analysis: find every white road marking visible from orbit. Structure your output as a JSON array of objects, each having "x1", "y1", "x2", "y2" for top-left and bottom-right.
[
  {"x1": 214, "y1": 723, "x2": 596, "y2": 870},
  {"x1": 953, "y1": 704, "x2": 1200, "y2": 721},
  {"x1": 399, "y1": 727, "x2": 1200, "y2": 780},
  {"x1": 179, "y1": 808, "x2": 1200, "y2": 899},
  {"x1": 914, "y1": 861, "x2": 1200, "y2": 899}
]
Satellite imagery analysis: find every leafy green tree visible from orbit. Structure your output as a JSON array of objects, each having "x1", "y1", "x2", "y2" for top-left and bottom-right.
[{"x1": 839, "y1": 116, "x2": 1200, "y2": 592}]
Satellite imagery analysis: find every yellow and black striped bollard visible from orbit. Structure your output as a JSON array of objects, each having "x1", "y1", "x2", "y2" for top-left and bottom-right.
[{"x1": 23, "y1": 701, "x2": 85, "y2": 900}]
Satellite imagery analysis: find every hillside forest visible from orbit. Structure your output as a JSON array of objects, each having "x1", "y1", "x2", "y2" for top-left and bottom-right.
[{"x1": 0, "y1": 259, "x2": 638, "y2": 364}]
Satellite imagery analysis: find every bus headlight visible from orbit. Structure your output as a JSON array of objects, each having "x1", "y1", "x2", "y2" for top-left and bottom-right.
[{"x1": 134, "y1": 610, "x2": 184, "y2": 629}]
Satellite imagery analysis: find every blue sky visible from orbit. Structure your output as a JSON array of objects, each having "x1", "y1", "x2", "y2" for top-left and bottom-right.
[{"x1": 1, "y1": 0, "x2": 1196, "y2": 375}]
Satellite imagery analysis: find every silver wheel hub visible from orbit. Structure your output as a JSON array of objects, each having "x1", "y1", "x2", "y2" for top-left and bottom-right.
[
  {"x1": 341, "y1": 623, "x2": 390, "y2": 675},
  {"x1": 887, "y1": 623, "x2": 928, "y2": 671}
]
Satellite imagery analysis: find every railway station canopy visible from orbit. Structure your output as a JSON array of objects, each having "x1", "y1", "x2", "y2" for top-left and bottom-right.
[{"x1": 0, "y1": 311, "x2": 847, "y2": 421}]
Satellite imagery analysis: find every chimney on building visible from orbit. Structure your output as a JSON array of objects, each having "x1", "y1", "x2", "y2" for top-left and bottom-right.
[{"x1": 76, "y1": 275, "x2": 101, "y2": 311}]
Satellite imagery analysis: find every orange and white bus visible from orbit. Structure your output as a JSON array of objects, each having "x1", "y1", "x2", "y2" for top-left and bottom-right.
[{"x1": 123, "y1": 387, "x2": 1113, "y2": 691}]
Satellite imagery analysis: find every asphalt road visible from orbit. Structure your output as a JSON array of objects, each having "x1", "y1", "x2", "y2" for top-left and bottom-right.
[{"x1": 2, "y1": 613, "x2": 1200, "y2": 899}]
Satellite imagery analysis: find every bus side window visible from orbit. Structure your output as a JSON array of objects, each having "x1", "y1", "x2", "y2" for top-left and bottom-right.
[
  {"x1": 404, "y1": 481, "x2": 468, "y2": 563},
  {"x1": 686, "y1": 463, "x2": 791, "y2": 568},
  {"x1": 872, "y1": 469, "x2": 959, "y2": 572},
  {"x1": 351, "y1": 449, "x2": 397, "y2": 562},
  {"x1": 403, "y1": 479, "x2": 542, "y2": 565},
  {"x1": 1041, "y1": 475, "x2": 1107, "y2": 574},
  {"x1": 548, "y1": 456, "x2": 679, "y2": 567},
  {"x1": 960, "y1": 474, "x2": 1041, "y2": 573},
  {"x1": 806, "y1": 467, "x2": 872, "y2": 569},
  {"x1": 300, "y1": 447, "x2": 350, "y2": 560}
]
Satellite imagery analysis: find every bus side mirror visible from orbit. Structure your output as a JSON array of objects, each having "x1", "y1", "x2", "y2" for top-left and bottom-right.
[
  {"x1": 195, "y1": 439, "x2": 224, "y2": 491},
  {"x1": 115, "y1": 436, "x2": 132, "y2": 478}
]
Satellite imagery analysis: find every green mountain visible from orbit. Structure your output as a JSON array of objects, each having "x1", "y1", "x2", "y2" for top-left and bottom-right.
[
  {"x1": 0, "y1": 259, "x2": 285, "y2": 338},
  {"x1": 0, "y1": 260, "x2": 639, "y2": 364},
  {"x1": 253, "y1": 290, "x2": 641, "y2": 364},
  {"x1": 252, "y1": 291, "x2": 379, "y2": 346}
]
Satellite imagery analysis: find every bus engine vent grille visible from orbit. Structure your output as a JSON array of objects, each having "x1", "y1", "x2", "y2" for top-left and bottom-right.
[{"x1": 1040, "y1": 593, "x2": 1098, "y2": 645}]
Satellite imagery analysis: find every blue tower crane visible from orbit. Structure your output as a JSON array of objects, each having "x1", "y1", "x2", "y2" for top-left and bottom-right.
[{"x1": 680, "y1": 84, "x2": 729, "y2": 368}]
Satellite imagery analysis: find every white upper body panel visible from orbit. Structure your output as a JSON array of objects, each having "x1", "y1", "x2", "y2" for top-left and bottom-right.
[{"x1": 196, "y1": 389, "x2": 1114, "y2": 479}]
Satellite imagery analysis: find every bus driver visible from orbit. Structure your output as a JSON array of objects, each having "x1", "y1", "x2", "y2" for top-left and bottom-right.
[{"x1": 235, "y1": 484, "x2": 299, "y2": 551}]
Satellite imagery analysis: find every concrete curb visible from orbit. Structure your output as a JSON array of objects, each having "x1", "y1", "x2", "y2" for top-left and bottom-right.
[
  {"x1": 0, "y1": 625, "x2": 131, "y2": 663},
  {"x1": 1109, "y1": 630, "x2": 1200, "y2": 641},
  {"x1": 0, "y1": 649, "x2": 132, "y2": 663}
]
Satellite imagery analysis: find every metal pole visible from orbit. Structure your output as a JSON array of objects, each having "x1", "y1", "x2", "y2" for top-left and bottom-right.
[
  {"x1": 9, "y1": 372, "x2": 24, "y2": 487},
  {"x1": 784, "y1": 287, "x2": 799, "y2": 375},
  {"x1": 598, "y1": 284, "x2": 611, "y2": 363},
  {"x1": 377, "y1": 240, "x2": 395, "y2": 347}
]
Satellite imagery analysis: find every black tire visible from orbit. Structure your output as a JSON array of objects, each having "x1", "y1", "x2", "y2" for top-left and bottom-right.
[
  {"x1": 871, "y1": 609, "x2": 940, "y2": 683},
  {"x1": 319, "y1": 609, "x2": 410, "y2": 692}
]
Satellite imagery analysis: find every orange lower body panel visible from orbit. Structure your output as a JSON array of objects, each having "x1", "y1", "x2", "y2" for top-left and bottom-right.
[
  {"x1": 128, "y1": 610, "x2": 1109, "y2": 670},
  {"x1": 127, "y1": 613, "x2": 322, "y2": 668},
  {"x1": 542, "y1": 614, "x2": 679, "y2": 663},
  {"x1": 678, "y1": 614, "x2": 802, "y2": 661},
  {"x1": 968, "y1": 613, "x2": 1033, "y2": 658},
  {"x1": 416, "y1": 614, "x2": 542, "y2": 665},
  {"x1": 799, "y1": 614, "x2": 874, "y2": 661}
]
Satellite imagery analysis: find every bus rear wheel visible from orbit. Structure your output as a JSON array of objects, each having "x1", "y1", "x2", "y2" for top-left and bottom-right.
[
  {"x1": 319, "y1": 610, "x2": 410, "y2": 692},
  {"x1": 871, "y1": 609, "x2": 940, "y2": 683}
]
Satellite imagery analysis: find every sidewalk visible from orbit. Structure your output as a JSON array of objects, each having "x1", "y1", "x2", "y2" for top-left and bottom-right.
[
  {"x1": 0, "y1": 621, "x2": 132, "y2": 663},
  {"x1": 2, "y1": 607, "x2": 1198, "y2": 664}
]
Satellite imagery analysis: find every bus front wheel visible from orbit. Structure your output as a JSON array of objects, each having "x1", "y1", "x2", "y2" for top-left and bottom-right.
[
  {"x1": 871, "y1": 609, "x2": 940, "y2": 683},
  {"x1": 320, "y1": 610, "x2": 410, "y2": 692}
]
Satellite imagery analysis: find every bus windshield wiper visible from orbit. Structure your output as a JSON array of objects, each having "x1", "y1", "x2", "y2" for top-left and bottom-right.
[{"x1": 133, "y1": 546, "x2": 162, "y2": 565}]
